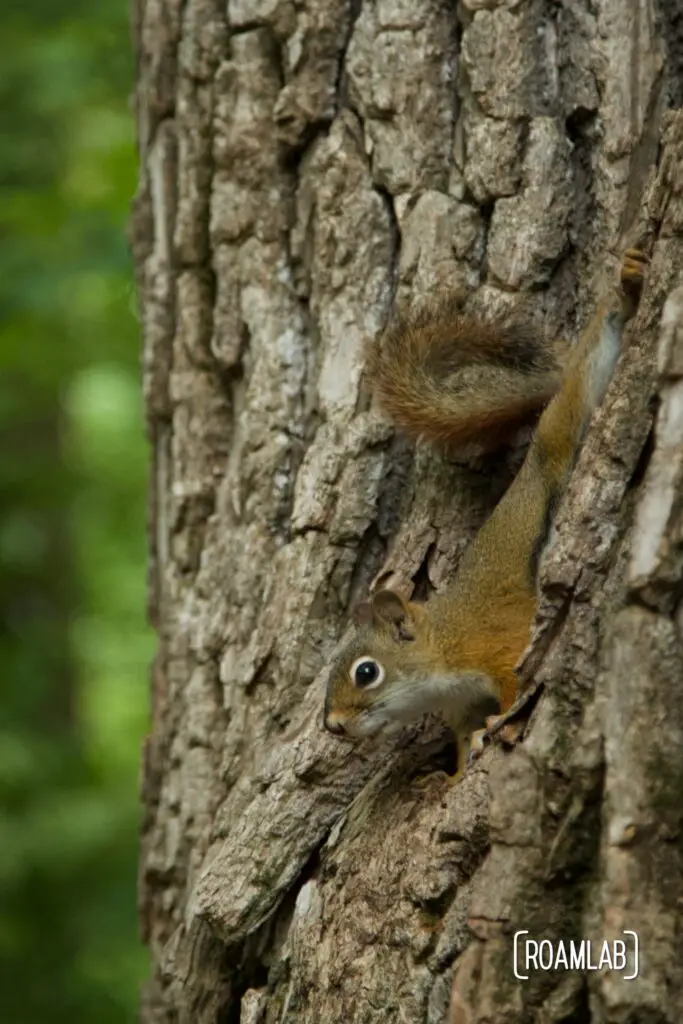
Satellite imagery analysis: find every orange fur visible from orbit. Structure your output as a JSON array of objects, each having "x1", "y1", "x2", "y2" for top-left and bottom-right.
[{"x1": 325, "y1": 251, "x2": 648, "y2": 777}]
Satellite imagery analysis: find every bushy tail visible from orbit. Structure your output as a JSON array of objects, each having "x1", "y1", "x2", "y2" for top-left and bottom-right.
[{"x1": 366, "y1": 298, "x2": 561, "y2": 452}]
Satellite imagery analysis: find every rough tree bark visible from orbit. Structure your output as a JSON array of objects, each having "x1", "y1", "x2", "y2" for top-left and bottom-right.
[{"x1": 132, "y1": 1, "x2": 683, "y2": 1021}]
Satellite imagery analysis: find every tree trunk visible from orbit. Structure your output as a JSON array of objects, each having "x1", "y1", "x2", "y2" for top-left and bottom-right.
[{"x1": 132, "y1": 1, "x2": 683, "y2": 1021}]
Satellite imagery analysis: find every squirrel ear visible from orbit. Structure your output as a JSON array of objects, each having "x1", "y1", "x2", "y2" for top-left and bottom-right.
[
  {"x1": 370, "y1": 590, "x2": 418, "y2": 640},
  {"x1": 371, "y1": 589, "x2": 410, "y2": 625},
  {"x1": 353, "y1": 590, "x2": 416, "y2": 638}
]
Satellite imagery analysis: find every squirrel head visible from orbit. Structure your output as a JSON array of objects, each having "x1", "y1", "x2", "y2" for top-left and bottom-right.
[{"x1": 323, "y1": 590, "x2": 436, "y2": 739}]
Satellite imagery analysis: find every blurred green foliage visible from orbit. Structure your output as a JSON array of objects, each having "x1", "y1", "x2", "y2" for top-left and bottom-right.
[{"x1": 1, "y1": 2, "x2": 152, "y2": 1020}]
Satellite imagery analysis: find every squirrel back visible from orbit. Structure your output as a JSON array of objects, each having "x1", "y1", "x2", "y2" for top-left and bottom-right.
[{"x1": 367, "y1": 297, "x2": 561, "y2": 452}]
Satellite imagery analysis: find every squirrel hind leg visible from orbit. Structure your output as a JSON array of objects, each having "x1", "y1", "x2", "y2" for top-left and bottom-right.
[
  {"x1": 583, "y1": 247, "x2": 649, "y2": 416},
  {"x1": 619, "y1": 248, "x2": 648, "y2": 319}
]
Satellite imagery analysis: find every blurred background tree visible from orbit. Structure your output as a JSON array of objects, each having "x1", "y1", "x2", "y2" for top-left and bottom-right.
[{"x1": 0, "y1": 1, "x2": 151, "y2": 1020}]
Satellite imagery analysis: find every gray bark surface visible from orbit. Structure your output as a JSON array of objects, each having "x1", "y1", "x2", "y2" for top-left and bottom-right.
[{"x1": 132, "y1": 1, "x2": 683, "y2": 1020}]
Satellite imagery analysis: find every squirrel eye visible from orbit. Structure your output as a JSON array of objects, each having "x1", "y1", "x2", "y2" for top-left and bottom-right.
[{"x1": 350, "y1": 657, "x2": 385, "y2": 690}]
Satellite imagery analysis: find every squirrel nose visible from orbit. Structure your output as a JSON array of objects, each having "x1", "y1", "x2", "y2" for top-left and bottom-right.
[{"x1": 324, "y1": 713, "x2": 346, "y2": 735}]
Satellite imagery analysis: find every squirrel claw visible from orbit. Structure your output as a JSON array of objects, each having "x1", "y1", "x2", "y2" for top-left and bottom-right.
[{"x1": 411, "y1": 769, "x2": 458, "y2": 794}]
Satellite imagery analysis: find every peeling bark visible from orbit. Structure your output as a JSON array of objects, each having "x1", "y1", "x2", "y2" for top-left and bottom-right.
[{"x1": 133, "y1": 2, "x2": 683, "y2": 1021}]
